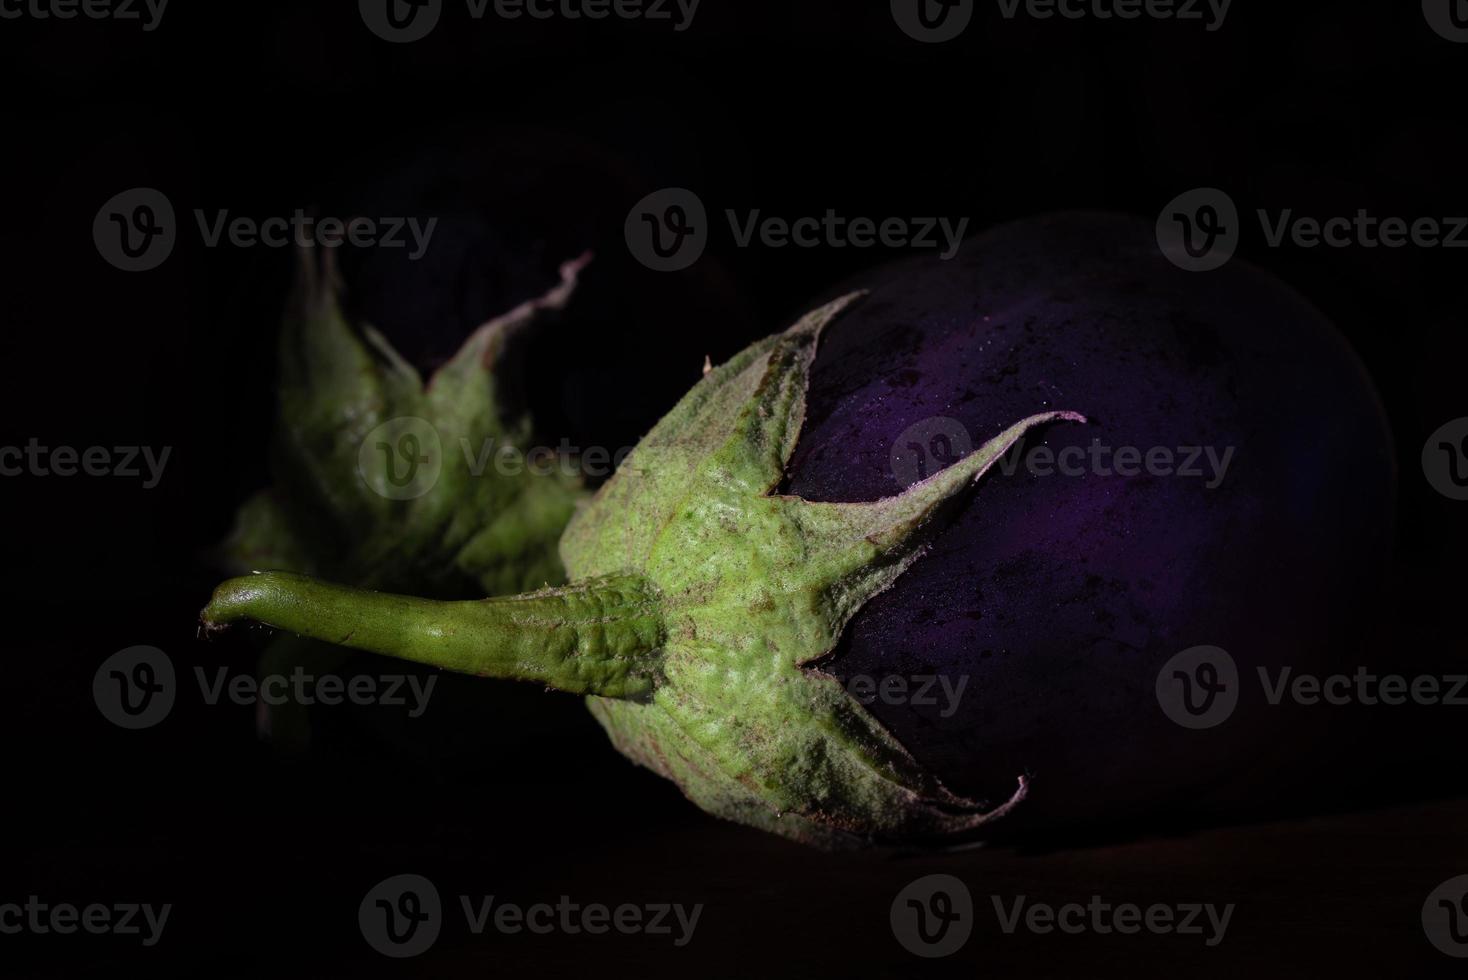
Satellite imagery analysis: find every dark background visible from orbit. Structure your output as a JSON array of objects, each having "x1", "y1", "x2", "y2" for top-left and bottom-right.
[{"x1": 2, "y1": 2, "x2": 1466, "y2": 976}]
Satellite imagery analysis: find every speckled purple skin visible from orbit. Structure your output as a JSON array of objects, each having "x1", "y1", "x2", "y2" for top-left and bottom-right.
[{"x1": 784, "y1": 213, "x2": 1396, "y2": 836}]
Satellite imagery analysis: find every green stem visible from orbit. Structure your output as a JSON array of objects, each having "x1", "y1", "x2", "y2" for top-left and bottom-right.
[{"x1": 201, "y1": 571, "x2": 666, "y2": 699}]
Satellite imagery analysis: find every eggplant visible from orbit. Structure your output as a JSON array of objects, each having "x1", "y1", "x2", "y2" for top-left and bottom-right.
[
  {"x1": 213, "y1": 132, "x2": 753, "y2": 754},
  {"x1": 787, "y1": 212, "x2": 1396, "y2": 837},
  {"x1": 216, "y1": 246, "x2": 588, "y2": 599},
  {"x1": 219, "y1": 128, "x2": 752, "y2": 599},
  {"x1": 211, "y1": 242, "x2": 588, "y2": 751},
  {"x1": 201, "y1": 213, "x2": 1397, "y2": 847}
]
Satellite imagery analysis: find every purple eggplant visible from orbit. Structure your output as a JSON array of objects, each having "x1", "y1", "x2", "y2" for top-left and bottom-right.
[
  {"x1": 787, "y1": 211, "x2": 1396, "y2": 837},
  {"x1": 202, "y1": 213, "x2": 1397, "y2": 847}
]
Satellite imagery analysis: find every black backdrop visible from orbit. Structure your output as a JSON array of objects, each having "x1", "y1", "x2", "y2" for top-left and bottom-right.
[{"x1": 2, "y1": 2, "x2": 1466, "y2": 976}]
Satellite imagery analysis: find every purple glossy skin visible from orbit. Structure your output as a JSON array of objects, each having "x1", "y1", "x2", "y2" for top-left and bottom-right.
[{"x1": 784, "y1": 213, "x2": 1396, "y2": 835}]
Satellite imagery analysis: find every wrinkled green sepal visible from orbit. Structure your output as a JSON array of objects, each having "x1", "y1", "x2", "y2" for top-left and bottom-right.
[
  {"x1": 223, "y1": 248, "x2": 590, "y2": 598},
  {"x1": 219, "y1": 249, "x2": 591, "y2": 747},
  {"x1": 565, "y1": 293, "x2": 1083, "y2": 847}
]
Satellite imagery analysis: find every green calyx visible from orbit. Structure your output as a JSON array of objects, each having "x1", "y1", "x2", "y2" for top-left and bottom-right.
[
  {"x1": 202, "y1": 291, "x2": 1082, "y2": 847},
  {"x1": 217, "y1": 247, "x2": 589, "y2": 598},
  {"x1": 216, "y1": 247, "x2": 590, "y2": 750}
]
